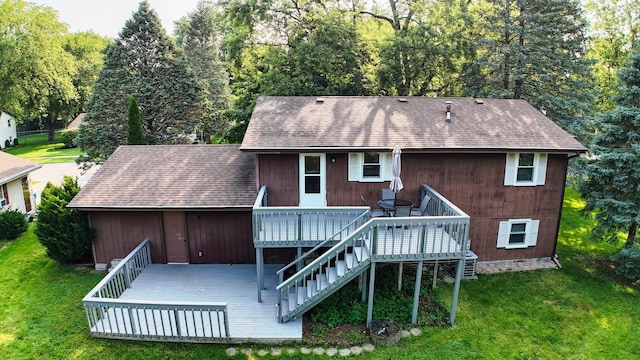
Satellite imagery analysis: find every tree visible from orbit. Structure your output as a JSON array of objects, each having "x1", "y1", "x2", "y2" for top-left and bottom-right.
[
  {"x1": 362, "y1": 0, "x2": 473, "y2": 96},
  {"x1": 579, "y1": 50, "x2": 640, "y2": 248},
  {"x1": 77, "y1": 1, "x2": 205, "y2": 160},
  {"x1": 127, "y1": 96, "x2": 146, "y2": 144},
  {"x1": 63, "y1": 32, "x2": 111, "y2": 117},
  {"x1": 466, "y1": 0, "x2": 594, "y2": 137},
  {"x1": 176, "y1": 0, "x2": 231, "y2": 140},
  {"x1": 35, "y1": 176, "x2": 95, "y2": 264},
  {"x1": 0, "y1": 0, "x2": 77, "y2": 141}
]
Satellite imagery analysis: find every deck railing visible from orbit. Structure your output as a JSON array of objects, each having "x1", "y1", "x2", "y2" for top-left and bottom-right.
[
  {"x1": 82, "y1": 240, "x2": 230, "y2": 342},
  {"x1": 253, "y1": 186, "x2": 370, "y2": 247}
]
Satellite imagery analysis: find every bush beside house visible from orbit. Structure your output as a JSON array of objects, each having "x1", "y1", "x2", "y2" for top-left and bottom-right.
[
  {"x1": 0, "y1": 209, "x2": 28, "y2": 241},
  {"x1": 35, "y1": 176, "x2": 95, "y2": 264}
]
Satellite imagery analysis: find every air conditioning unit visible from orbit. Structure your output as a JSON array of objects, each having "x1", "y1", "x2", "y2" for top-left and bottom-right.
[{"x1": 0, "y1": 198, "x2": 6, "y2": 207}]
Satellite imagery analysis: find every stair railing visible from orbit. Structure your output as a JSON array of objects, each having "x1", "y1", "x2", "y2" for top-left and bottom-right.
[
  {"x1": 276, "y1": 209, "x2": 371, "y2": 284},
  {"x1": 276, "y1": 222, "x2": 373, "y2": 321}
]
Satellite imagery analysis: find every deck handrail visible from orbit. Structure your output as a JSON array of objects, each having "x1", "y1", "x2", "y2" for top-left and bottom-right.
[
  {"x1": 276, "y1": 215, "x2": 469, "y2": 291},
  {"x1": 276, "y1": 208, "x2": 371, "y2": 282},
  {"x1": 82, "y1": 239, "x2": 230, "y2": 341},
  {"x1": 83, "y1": 239, "x2": 152, "y2": 300}
]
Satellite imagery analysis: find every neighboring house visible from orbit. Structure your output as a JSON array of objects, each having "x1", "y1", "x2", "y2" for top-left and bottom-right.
[
  {"x1": 0, "y1": 152, "x2": 41, "y2": 214},
  {"x1": 70, "y1": 96, "x2": 586, "y2": 266},
  {"x1": 67, "y1": 113, "x2": 85, "y2": 129},
  {"x1": 0, "y1": 112, "x2": 17, "y2": 149}
]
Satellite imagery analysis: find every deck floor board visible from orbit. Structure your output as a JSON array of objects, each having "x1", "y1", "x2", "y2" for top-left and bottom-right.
[{"x1": 112, "y1": 264, "x2": 302, "y2": 342}]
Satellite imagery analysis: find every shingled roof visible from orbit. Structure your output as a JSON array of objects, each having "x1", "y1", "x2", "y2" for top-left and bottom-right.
[
  {"x1": 0, "y1": 152, "x2": 41, "y2": 184},
  {"x1": 240, "y1": 97, "x2": 587, "y2": 153},
  {"x1": 68, "y1": 145, "x2": 257, "y2": 209}
]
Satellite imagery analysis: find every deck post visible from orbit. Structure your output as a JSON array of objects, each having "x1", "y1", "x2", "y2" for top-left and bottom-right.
[
  {"x1": 256, "y1": 248, "x2": 263, "y2": 302},
  {"x1": 411, "y1": 260, "x2": 424, "y2": 324},
  {"x1": 450, "y1": 258, "x2": 464, "y2": 324},
  {"x1": 432, "y1": 260, "x2": 439, "y2": 289},
  {"x1": 360, "y1": 271, "x2": 367, "y2": 303},
  {"x1": 296, "y1": 247, "x2": 302, "y2": 272},
  {"x1": 366, "y1": 262, "x2": 376, "y2": 328}
]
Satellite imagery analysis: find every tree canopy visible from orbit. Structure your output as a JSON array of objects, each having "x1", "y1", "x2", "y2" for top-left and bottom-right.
[
  {"x1": 579, "y1": 50, "x2": 640, "y2": 248},
  {"x1": 77, "y1": 1, "x2": 205, "y2": 160}
]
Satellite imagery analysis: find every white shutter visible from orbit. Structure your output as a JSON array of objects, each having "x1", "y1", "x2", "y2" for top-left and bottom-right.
[
  {"x1": 348, "y1": 153, "x2": 362, "y2": 181},
  {"x1": 527, "y1": 220, "x2": 539, "y2": 246},
  {"x1": 382, "y1": 152, "x2": 393, "y2": 181},
  {"x1": 535, "y1": 154, "x2": 547, "y2": 185},
  {"x1": 504, "y1": 153, "x2": 517, "y2": 186},
  {"x1": 497, "y1": 221, "x2": 509, "y2": 248}
]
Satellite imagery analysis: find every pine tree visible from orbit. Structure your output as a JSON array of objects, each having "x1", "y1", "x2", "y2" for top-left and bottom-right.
[
  {"x1": 77, "y1": 1, "x2": 204, "y2": 160},
  {"x1": 176, "y1": 0, "x2": 230, "y2": 140},
  {"x1": 467, "y1": 0, "x2": 594, "y2": 137},
  {"x1": 127, "y1": 96, "x2": 146, "y2": 145},
  {"x1": 579, "y1": 50, "x2": 640, "y2": 248}
]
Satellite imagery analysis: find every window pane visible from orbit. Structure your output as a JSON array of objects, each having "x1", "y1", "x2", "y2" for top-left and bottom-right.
[
  {"x1": 509, "y1": 233, "x2": 526, "y2": 244},
  {"x1": 364, "y1": 152, "x2": 379, "y2": 164},
  {"x1": 518, "y1": 153, "x2": 534, "y2": 166},
  {"x1": 305, "y1": 156, "x2": 320, "y2": 174},
  {"x1": 511, "y1": 223, "x2": 527, "y2": 233},
  {"x1": 517, "y1": 168, "x2": 533, "y2": 181},
  {"x1": 305, "y1": 176, "x2": 320, "y2": 193},
  {"x1": 363, "y1": 165, "x2": 380, "y2": 177}
]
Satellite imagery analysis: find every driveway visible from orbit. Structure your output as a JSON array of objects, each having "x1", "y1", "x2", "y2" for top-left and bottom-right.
[{"x1": 30, "y1": 163, "x2": 100, "y2": 205}]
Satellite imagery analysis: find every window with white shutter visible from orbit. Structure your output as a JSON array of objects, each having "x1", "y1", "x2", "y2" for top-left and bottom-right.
[{"x1": 504, "y1": 153, "x2": 547, "y2": 186}]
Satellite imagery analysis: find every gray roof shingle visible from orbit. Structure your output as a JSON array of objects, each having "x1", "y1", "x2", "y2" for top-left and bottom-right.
[
  {"x1": 240, "y1": 97, "x2": 587, "y2": 153},
  {"x1": 0, "y1": 152, "x2": 42, "y2": 184},
  {"x1": 68, "y1": 145, "x2": 256, "y2": 209}
]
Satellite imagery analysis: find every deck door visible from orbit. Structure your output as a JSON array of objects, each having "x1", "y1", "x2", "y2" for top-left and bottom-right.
[
  {"x1": 299, "y1": 154, "x2": 326, "y2": 207},
  {"x1": 163, "y1": 211, "x2": 189, "y2": 263}
]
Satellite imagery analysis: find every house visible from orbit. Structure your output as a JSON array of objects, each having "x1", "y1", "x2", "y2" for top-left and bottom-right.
[
  {"x1": 0, "y1": 152, "x2": 41, "y2": 215},
  {"x1": 0, "y1": 112, "x2": 17, "y2": 149},
  {"x1": 241, "y1": 97, "x2": 586, "y2": 262},
  {"x1": 67, "y1": 113, "x2": 85, "y2": 129},
  {"x1": 73, "y1": 96, "x2": 585, "y2": 342}
]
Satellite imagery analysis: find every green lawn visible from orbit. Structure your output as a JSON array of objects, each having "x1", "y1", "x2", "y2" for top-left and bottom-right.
[
  {"x1": 4, "y1": 132, "x2": 84, "y2": 163},
  {"x1": 0, "y1": 188, "x2": 638, "y2": 359}
]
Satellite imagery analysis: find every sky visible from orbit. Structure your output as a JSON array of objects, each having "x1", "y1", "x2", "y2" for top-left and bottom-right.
[{"x1": 34, "y1": 0, "x2": 201, "y2": 38}]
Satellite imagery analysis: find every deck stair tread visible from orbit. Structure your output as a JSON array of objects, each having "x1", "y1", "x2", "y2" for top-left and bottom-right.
[
  {"x1": 336, "y1": 261, "x2": 347, "y2": 276},
  {"x1": 345, "y1": 254, "x2": 356, "y2": 269},
  {"x1": 327, "y1": 267, "x2": 337, "y2": 284}
]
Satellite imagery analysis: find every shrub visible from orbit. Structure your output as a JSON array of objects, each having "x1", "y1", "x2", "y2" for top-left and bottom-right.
[
  {"x1": 0, "y1": 209, "x2": 28, "y2": 241},
  {"x1": 35, "y1": 176, "x2": 95, "y2": 264},
  {"x1": 60, "y1": 129, "x2": 78, "y2": 148},
  {"x1": 4, "y1": 139, "x2": 10, "y2": 148},
  {"x1": 610, "y1": 245, "x2": 640, "y2": 281}
]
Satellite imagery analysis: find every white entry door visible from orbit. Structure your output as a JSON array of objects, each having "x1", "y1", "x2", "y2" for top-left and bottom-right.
[{"x1": 299, "y1": 153, "x2": 326, "y2": 207}]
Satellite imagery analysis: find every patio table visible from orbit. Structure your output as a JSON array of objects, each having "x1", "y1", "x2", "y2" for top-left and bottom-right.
[{"x1": 376, "y1": 199, "x2": 414, "y2": 216}]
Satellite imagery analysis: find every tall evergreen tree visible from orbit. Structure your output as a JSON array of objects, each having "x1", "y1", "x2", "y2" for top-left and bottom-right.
[
  {"x1": 467, "y1": 0, "x2": 594, "y2": 137},
  {"x1": 77, "y1": 1, "x2": 204, "y2": 160},
  {"x1": 579, "y1": 50, "x2": 640, "y2": 248},
  {"x1": 176, "y1": 0, "x2": 231, "y2": 140},
  {"x1": 127, "y1": 96, "x2": 146, "y2": 145}
]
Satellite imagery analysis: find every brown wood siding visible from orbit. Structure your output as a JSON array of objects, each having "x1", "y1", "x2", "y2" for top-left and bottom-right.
[
  {"x1": 186, "y1": 211, "x2": 255, "y2": 264},
  {"x1": 89, "y1": 211, "x2": 165, "y2": 265},
  {"x1": 257, "y1": 152, "x2": 569, "y2": 261},
  {"x1": 256, "y1": 154, "x2": 299, "y2": 206}
]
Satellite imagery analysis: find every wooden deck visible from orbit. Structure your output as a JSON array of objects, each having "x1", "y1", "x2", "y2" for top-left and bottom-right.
[{"x1": 108, "y1": 264, "x2": 302, "y2": 343}]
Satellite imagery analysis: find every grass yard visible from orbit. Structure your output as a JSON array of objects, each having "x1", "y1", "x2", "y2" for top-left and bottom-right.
[
  {"x1": 0, "y1": 188, "x2": 638, "y2": 359},
  {"x1": 3, "y1": 132, "x2": 84, "y2": 163}
]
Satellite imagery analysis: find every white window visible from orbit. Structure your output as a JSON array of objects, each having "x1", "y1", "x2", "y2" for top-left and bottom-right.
[
  {"x1": 348, "y1": 152, "x2": 393, "y2": 182},
  {"x1": 497, "y1": 219, "x2": 539, "y2": 249},
  {"x1": 504, "y1": 153, "x2": 547, "y2": 186}
]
